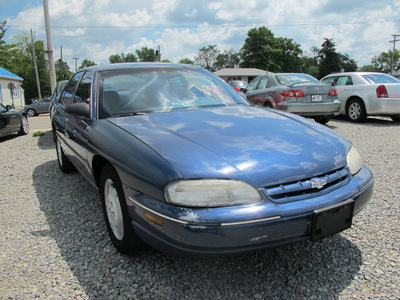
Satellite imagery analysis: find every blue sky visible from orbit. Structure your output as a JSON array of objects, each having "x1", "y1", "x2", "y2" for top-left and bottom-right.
[{"x1": 1, "y1": 0, "x2": 399, "y2": 70}]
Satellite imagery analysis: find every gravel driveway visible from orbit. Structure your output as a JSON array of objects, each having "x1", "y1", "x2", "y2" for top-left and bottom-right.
[{"x1": 0, "y1": 117, "x2": 399, "y2": 299}]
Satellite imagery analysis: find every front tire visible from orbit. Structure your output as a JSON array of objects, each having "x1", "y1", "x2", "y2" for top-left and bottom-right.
[
  {"x1": 99, "y1": 164, "x2": 145, "y2": 254},
  {"x1": 346, "y1": 98, "x2": 366, "y2": 123},
  {"x1": 56, "y1": 136, "x2": 75, "y2": 173},
  {"x1": 26, "y1": 108, "x2": 36, "y2": 117},
  {"x1": 18, "y1": 115, "x2": 29, "y2": 135}
]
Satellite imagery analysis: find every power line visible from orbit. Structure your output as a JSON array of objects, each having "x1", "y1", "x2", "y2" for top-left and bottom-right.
[{"x1": 8, "y1": 19, "x2": 400, "y2": 30}]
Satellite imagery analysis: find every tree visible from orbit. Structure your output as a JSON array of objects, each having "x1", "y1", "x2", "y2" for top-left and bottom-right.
[
  {"x1": 214, "y1": 49, "x2": 240, "y2": 70},
  {"x1": 161, "y1": 59, "x2": 171, "y2": 63},
  {"x1": 179, "y1": 58, "x2": 194, "y2": 65},
  {"x1": 240, "y1": 27, "x2": 302, "y2": 72},
  {"x1": 317, "y1": 38, "x2": 358, "y2": 78},
  {"x1": 55, "y1": 58, "x2": 73, "y2": 82},
  {"x1": 318, "y1": 38, "x2": 341, "y2": 78},
  {"x1": 79, "y1": 59, "x2": 96, "y2": 69},
  {"x1": 136, "y1": 47, "x2": 156, "y2": 62},
  {"x1": 369, "y1": 49, "x2": 400, "y2": 72},
  {"x1": 109, "y1": 53, "x2": 137, "y2": 63},
  {"x1": 194, "y1": 45, "x2": 219, "y2": 71}
]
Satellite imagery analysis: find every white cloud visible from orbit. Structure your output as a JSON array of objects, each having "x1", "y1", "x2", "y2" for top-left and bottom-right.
[{"x1": 4, "y1": 0, "x2": 400, "y2": 69}]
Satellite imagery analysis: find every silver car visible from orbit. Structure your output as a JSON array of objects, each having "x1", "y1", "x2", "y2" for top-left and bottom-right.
[
  {"x1": 321, "y1": 72, "x2": 400, "y2": 122},
  {"x1": 23, "y1": 97, "x2": 51, "y2": 117}
]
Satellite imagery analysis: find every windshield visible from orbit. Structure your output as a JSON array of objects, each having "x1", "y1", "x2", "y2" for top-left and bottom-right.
[
  {"x1": 98, "y1": 66, "x2": 247, "y2": 119},
  {"x1": 276, "y1": 73, "x2": 319, "y2": 85},
  {"x1": 0, "y1": 103, "x2": 6, "y2": 112},
  {"x1": 361, "y1": 73, "x2": 400, "y2": 84}
]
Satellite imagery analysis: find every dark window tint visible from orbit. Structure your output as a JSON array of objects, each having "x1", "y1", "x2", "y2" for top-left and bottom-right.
[
  {"x1": 258, "y1": 76, "x2": 270, "y2": 89},
  {"x1": 60, "y1": 72, "x2": 84, "y2": 106},
  {"x1": 246, "y1": 77, "x2": 261, "y2": 91},
  {"x1": 74, "y1": 72, "x2": 92, "y2": 104}
]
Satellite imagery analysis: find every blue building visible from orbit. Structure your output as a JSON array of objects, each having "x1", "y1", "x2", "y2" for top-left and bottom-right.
[{"x1": 0, "y1": 67, "x2": 24, "y2": 108}]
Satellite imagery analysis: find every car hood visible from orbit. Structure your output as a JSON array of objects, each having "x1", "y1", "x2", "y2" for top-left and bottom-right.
[{"x1": 108, "y1": 106, "x2": 350, "y2": 188}]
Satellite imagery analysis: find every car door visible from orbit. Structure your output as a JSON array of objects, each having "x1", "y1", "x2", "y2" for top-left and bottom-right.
[
  {"x1": 64, "y1": 71, "x2": 93, "y2": 179},
  {"x1": 244, "y1": 77, "x2": 261, "y2": 104},
  {"x1": 334, "y1": 75, "x2": 354, "y2": 114},
  {"x1": 37, "y1": 98, "x2": 51, "y2": 114},
  {"x1": 53, "y1": 72, "x2": 84, "y2": 153}
]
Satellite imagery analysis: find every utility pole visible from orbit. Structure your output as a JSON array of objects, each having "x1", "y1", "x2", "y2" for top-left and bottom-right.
[
  {"x1": 30, "y1": 29, "x2": 42, "y2": 100},
  {"x1": 43, "y1": 0, "x2": 56, "y2": 93},
  {"x1": 73, "y1": 57, "x2": 79, "y2": 71},
  {"x1": 60, "y1": 46, "x2": 63, "y2": 80},
  {"x1": 389, "y1": 34, "x2": 400, "y2": 75}
]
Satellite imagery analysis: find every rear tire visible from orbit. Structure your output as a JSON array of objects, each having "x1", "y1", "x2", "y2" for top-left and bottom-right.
[
  {"x1": 56, "y1": 136, "x2": 75, "y2": 173},
  {"x1": 314, "y1": 116, "x2": 331, "y2": 125},
  {"x1": 391, "y1": 116, "x2": 400, "y2": 122},
  {"x1": 346, "y1": 98, "x2": 366, "y2": 123},
  {"x1": 99, "y1": 164, "x2": 145, "y2": 254}
]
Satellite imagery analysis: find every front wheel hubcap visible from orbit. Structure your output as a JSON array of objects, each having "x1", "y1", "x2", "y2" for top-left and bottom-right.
[{"x1": 104, "y1": 179, "x2": 124, "y2": 240}]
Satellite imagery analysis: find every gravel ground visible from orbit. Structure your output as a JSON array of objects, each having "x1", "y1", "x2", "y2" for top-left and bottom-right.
[{"x1": 0, "y1": 117, "x2": 399, "y2": 299}]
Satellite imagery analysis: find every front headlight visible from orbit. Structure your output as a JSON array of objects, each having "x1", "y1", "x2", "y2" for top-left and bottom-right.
[
  {"x1": 165, "y1": 179, "x2": 262, "y2": 207},
  {"x1": 347, "y1": 146, "x2": 362, "y2": 175}
]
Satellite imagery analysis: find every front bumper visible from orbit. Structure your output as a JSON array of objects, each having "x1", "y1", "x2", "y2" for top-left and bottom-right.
[
  {"x1": 124, "y1": 165, "x2": 373, "y2": 256},
  {"x1": 287, "y1": 100, "x2": 341, "y2": 116}
]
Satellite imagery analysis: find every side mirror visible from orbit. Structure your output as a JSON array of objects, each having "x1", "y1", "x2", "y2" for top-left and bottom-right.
[
  {"x1": 65, "y1": 103, "x2": 90, "y2": 118},
  {"x1": 240, "y1": 88, "x2": 245, "y2": 92},
  {"x1": 5, "y1": 105, "x2": 12, "y2": 111}
]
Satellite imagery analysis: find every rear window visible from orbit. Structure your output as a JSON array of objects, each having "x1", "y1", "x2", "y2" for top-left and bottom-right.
[
  {"x1": 361, "y1": 74, "x2": 400, "y2": 84},
  {"x1": 276, "y1": 74, "x2": 319, "y2": 85}
]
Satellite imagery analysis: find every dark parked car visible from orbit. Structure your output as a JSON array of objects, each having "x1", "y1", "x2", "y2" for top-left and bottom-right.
[
  {"x1": 23, "y1": 96, "x2": 51, "y2": 117},
  {"x1": 244, "y1": 73, "x2": 341, "y2": 124},
  {"x1": 0, "y1": 103, "x2": 29, "y2": 138},
  {"x1": 51, "y1": 63, "x2": 374, "y2": 256}
]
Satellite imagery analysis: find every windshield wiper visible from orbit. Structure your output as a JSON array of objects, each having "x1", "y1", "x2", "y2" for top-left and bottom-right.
[{"x1": 111, "y1": 112, "x2": 147, "y2": 118}]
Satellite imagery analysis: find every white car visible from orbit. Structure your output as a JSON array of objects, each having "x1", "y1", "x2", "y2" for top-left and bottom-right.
[{"x1": 321, "y1": 72, "x2": 400, "y2": 122}]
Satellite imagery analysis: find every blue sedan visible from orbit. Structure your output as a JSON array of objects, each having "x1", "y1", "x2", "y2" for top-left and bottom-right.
[{"x1": 51, "y1": 63, "x2": 374, "y2": 256}]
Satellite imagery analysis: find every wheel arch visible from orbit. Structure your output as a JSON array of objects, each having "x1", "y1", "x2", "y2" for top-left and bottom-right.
[
  {"x1": 92, "y1": 155, "x2": 112, "y2": 188},
  {"x1": 345, "y1": 95, "x2": 367, "y2": 112}
]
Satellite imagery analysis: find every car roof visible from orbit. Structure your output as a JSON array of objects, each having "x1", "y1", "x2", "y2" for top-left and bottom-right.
[{"x1": 81, "y1": 62, "x2": 201, "y2": 72}]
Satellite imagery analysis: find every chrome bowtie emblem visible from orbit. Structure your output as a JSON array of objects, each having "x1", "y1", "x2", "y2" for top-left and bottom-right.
[{"x1": 309, "y1": 179, "x2": 327, "y2": 189}]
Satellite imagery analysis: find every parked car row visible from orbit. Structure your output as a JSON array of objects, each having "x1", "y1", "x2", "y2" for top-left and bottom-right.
[
  {"x1": 50, "y1": 63, "x2": 374, "y2": 257},
  {"x1": 242, "y1": 71, "x2": 400, "y2": 124}
]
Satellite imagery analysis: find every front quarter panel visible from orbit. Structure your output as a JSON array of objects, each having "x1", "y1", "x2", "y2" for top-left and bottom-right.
[{"x1": 88, "y1": 120, "x2": 182, "y2": 201}]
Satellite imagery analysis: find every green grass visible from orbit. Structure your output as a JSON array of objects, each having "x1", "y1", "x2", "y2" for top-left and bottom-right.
[{"x1": 32, "y1": 131, "x2": 44, "y2": 137}]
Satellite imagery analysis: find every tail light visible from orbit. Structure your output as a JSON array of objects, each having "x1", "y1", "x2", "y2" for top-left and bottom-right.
[
  {"x1": 281, "y1": 90, "x2": 305, "y2": 97},
  {"x1": 328, "y1": 89, "x2": 339, "y2": 96},
  {"x1": 376, "y1": 85, "x2": 388, "y2": 98}
]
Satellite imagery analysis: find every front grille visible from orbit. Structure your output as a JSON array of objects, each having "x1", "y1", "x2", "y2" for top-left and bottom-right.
[{"x1": 261, "y1": 167, "x2": 350, "y2": 204}]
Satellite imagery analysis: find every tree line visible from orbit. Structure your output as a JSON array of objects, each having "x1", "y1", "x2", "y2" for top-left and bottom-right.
[{"x1": 0, "y1": 20, "x2": 399, "y2": 102}]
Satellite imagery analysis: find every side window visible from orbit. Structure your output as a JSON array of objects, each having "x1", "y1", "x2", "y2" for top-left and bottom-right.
[
  {"x1": 321, "y1": 76, "x2": 336, "y2": 85},
  {"x1": 246, "y1": 77, "x2": 261, "y2": 91},
  {"x1": 258, "y1": 77, "x2": 269, "y2": 89},
  {"x1": 74, "y1": 71, "x2": 92, "y2": 104},
  {"x1": 336, "y1": 76, "x2": 353, "y2": 86},
  {"x1": 60, "y1": 72, "x2": 84, "y2": 106}
]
